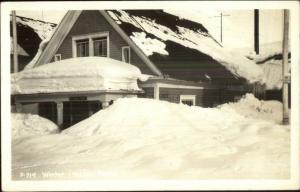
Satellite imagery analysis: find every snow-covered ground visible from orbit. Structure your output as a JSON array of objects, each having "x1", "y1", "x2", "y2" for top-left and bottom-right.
[
  {"x1": 11, "y1": 113, "x2": 59, "y2": 139},
  {"x1": 12, "y1": 57, "x2": 148, "y2": 94},
  {"x1": 12, "y1": 94, "x2": 289, "y2": 180}
]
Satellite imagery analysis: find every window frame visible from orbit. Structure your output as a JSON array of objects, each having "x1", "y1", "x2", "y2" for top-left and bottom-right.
[
  {"x1": 93, "y1": 37, "x2": 108, "y2": 57},
  {"x1": 179, "y1": 95, "x2": 196, "y2": 106},
  {"x1": 72, "y1": 32, "x2": 110, "y2": 58},
  {"x1": 75, "y1": 39, "x2": 89, "y2": 57},
  {"x1": 122, "y1": 46, "x2": 131, "y2": 63},
  {"x1": 54, "y1": 54, "x2": 61, "y2": 62}
]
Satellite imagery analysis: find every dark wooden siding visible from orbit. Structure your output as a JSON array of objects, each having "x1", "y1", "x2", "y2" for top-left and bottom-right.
[
  {"x1": 54, "y1": 10, "x2": 154, "y2": 75},
  {"x1": 149, "y1": 41, "x2": 246, "y2": 85},
  {"x1": 139, "y1": 87, "x2": 154, "y2": 98},
  {"x1": 10, "y1": 55, "x2": 32, "y2": 73},
  {"x1": 219, "y1": 89, "x2": 247, "y2": 104},
  {"x1": 159, "y1": 87, "x2": 220, "y2": 107}
]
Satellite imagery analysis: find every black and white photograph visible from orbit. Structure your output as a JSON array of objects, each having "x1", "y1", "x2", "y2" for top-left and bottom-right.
[{"x1": 1, "y1": 1, "x2": 299, "y2": 191}]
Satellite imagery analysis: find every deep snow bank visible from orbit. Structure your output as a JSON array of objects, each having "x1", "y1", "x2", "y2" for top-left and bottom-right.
[
  {"x1": 11, "y1": 113, "x2": 59, "y2": 139},
  {"x1": 219, "y1": 93, "x2": 283, "y2": 123},
  {"x1": 11, "y1": 57, "x2": 147, "y2": 94},
  {"x1": 12, "y1": 96, "x2": 289, "y2": 179}
]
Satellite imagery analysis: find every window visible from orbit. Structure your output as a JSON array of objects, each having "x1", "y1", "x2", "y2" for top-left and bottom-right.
[
  {"x1": 122, "y1": 46, "x2": 130, "y2": 63},
  {"x1": 72, "y1": 32, "x2": 109, "y2": 58},
  {"x1": 54, "y1": 54, "x2": 61, "y2": 61},
  {"x1": 180, "y1": 95, "x2": 196, "y2": 106},
  {"x1": 76, "y1": 39, "x2": 89, "y2": 57},
  {"x1": 93, "y1": 37, "x2": 107, "y2": 57}
]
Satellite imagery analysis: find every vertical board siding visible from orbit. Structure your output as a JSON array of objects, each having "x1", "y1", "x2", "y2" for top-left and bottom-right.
[
  {"x1": 139, "y1": 87, "x2": 154, "y2": 98},
  {"x1": 54, "y1": 11, "x2": 154, "y2": 75}
]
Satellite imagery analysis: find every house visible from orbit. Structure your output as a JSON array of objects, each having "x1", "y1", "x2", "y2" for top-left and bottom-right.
[
  {"x1": 11, "y1": 10, "x2": 263, "y2": 129},
  {"x1": 10, "y1": 15, "x2": 57, "y2": 72}
]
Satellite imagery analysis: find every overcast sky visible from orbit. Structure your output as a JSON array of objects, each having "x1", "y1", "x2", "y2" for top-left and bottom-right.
[{"x1": 16, "y1": 9, "x2": 284, "y2": 51}]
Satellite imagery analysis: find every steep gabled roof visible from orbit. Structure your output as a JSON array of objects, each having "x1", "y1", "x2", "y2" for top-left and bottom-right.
[
  {"x1": 30, "y1": 10, "x2": 264, "y2": 85},
  {"x1": 107, "y1": 10, "x2": 264, "y2": 84},
  {"x1": 33, "y1": 10, "x2": 162, "y2": 76},
  {"x1": 10, "y1": 15, "x2": 57, "y2": 58}
]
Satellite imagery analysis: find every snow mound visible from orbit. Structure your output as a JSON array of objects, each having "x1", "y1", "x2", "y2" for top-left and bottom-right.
[
  {"x1": 219, "y1": 93, "x2": 282, "y2": 124},
  {"x1": 12, "y1": 98, "x2": 289, "y2": 179},
  {"x1": 13, "y1": 96, "x2": 290, "y2": 179},
  {"x1": 11, "y1": 57, "x2": 146, "y2": 94},
  {"x1": 11, "y1": 113, "x2": 59, "y2": 139}
]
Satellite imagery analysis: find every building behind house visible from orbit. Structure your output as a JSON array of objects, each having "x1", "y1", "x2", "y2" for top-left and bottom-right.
[{"x1": 10, "y1": 15, "x2": 57, "y2": 72}]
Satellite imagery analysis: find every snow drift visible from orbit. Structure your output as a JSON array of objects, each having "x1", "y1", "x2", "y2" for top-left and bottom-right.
[
  {"x1": 12, "y1": 95, "x2": 289, "y2": 179},
  {"x1": 11, "y1": 113, "x2": 59, "y2": 139},
  {"x1": 11, "y1": 57, "x2": 148, "y2": 94},
  {"x1": 219, "y1": 93, "x2": 283, "y2": 123}
]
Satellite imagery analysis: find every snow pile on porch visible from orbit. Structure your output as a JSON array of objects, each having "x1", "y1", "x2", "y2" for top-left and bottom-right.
[
  {"x1": 12, "y1": 95, "x2": 289, "y2": 179},
  {"x1": 11, "y1": 57, "x2": 147, "y2": 94},
  {"x1": 11, "y1": 113, "x2": 59, "y2": 139},
  {"x1": 107, "y1": 10, "x2": 264, "y2": 84}
]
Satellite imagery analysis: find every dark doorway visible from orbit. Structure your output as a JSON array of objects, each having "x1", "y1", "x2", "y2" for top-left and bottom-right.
[
  {"x1": 63, "y1": 101, "x2": 102, "y2": 129},
  {"x1": 38, "y1": 102, "x2": 57, "y2": 124}
]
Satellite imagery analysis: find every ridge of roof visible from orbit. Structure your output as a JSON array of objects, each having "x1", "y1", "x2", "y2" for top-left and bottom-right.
[{"x1": 31, "y1": 10, "x2": 163, "y2": 77}]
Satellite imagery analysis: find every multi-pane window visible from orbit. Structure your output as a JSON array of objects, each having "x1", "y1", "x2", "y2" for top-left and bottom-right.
[
  {"x1": 180, "y1": 95, "x2": 196, "y2": 106},
  {"x1": 122, "y1": 46, "x2": 130, "y2": 63},
  {"x1": 93, "y1": 37, "x2": 107, "y2": 57},
  {"x1": 76, "y1": 39, "x2": 89, "y2": 57},
  {"x1": 72, "y1": 32, "x2": 109, "y2": 58},
  {"x1": 181, "y1": 99, "x2": 194, "y2": 106}
]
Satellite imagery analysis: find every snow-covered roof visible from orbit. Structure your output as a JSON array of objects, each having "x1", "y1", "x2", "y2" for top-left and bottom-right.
[
  {"x1": 245, "y1": 41, "x2": 291, "y2": 90},
  {"x1": 11, "y1": 57, "x2": 147, "y2": 94},
  {"x1": 107, "y1": 10, "x2": 264, "y2": 84},
  {"x1": 13, "y1": 15, "x2": 57, "y2": 40},
  {"x1": 10, "y1": 15, "x2": 57, "y2": 60}
]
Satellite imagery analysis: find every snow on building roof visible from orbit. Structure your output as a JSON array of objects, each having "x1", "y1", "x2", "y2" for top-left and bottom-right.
[
  {"x1": 13, "y1": 15, "x2": 57, "y2": 40},
  {"x1": 107, "y1": 10, "x2": 264, "y2": 84},
  {"x1": 245, "y1": 41, "x2": 291, "y2": 90},
  {"x1": 10, "y1": 15, "x2": 57, "y2": 64},
  {"x1": 11, "y1": 57, "x2": 147, "y2": 94}
]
